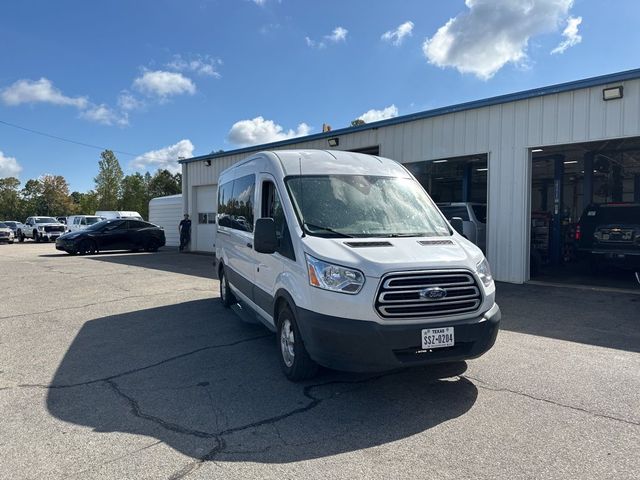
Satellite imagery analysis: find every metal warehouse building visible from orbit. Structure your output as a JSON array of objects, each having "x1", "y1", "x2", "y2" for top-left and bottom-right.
[{"x1": 180, "y1": 68, "x2": 640, "y2": 285}]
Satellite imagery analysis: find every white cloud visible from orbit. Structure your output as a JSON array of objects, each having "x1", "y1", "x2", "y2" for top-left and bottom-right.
[
  {"x1": 251, "y1": 0, "x2": 266, "y2": 5},
  {"x1": 130, "y1": 139, "x2": 195, "y2": 174},
  {"x1": 306, "y1": 26, "x2": 349, "y2": 49},
  {"x1": 133, "y1": 70, "x2": 196, "y2": 98},
  {"x1": 117, "y1": 91, "x2": 145, "y2": 111},
  {"x1": 422, "y1": 0, "x2": 575, "y2": 80},
  {"x1": 80, "y1": 104, "x2": 129, "y2": 127},
  {"x1": 551, "y1": 15, "x2": 582, "y2": 54},
  {"x1": 327, "y1": 26, "x2": 348, "y2": 43},
  {"x1": 0, "y1": 150, "x2": 22, "y2": 178},
  {"x1": 358, "y1": 105, "x2": 399, "y2": 123},
  {"x1": 0, "y1": 78, "x2": 88, "y2": 108},
  {"x1": 227, "y1": 116, "x2": 311, "y2": 147},
  {"x1": 165, "y1": 54, "x2": 222, "y2": 78},
  {"x1": 381, "y1": 21, "x2": 414, "y2": 46}
]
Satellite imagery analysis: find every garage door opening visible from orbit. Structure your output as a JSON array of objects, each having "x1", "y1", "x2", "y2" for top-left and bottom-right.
[
  {"x1": 407, "y1": 154, "x2": 488, "y2": 251},
  {"x1": 530, "y1": 138, "x2": 640, "y2": 289}
]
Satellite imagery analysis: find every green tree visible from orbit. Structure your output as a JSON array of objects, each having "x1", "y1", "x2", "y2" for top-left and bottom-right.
[
  {"x1": 79, "y1": 191, "x2": 100, "y2": 214},
  {"x1": 94, "y1": 150, "x2": 123, "y2": 210},
  {"x1": 121, "y1": 173, "x2": 150, "y2": 219},
  {"x1": 21, "y1": 179, "x2": 44, "y2": 217},
  {"x1": 39, "y1": 174, "x2": 75, "y2": 215},
  {"x1": 148, "y1": 169, "x2": 181, "y2": 199},
  {"x1": 0, "y1": 177, "x2": 22, "y2": 219}
]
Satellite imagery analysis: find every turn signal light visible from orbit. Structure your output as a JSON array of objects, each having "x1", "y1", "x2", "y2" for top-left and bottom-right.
[{"x1": 575, "y1": 225, "x2": 581, "y2": 241}]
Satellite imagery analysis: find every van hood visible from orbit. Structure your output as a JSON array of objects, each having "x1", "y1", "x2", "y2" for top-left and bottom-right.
[{"x1": 301, "y1": 235, "x2": 483, "y2": 278}]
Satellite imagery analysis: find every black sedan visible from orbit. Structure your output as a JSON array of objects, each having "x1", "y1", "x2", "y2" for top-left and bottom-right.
[{"x1": 55, "y1": 219, "x2": 165, "y2": 255}]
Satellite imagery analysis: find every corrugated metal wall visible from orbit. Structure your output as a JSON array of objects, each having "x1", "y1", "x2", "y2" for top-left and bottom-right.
[{"x1": 184, "y1": 78, "x2": 640, "y2": 283}]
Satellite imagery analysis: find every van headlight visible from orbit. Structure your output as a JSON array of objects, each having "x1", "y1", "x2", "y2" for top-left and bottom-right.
[
  {"x1": 476, "y1": 258, "x2": 493, "y2": 287},
  {"x1": 306, "y1": 254, "x2": 365, "y2": 294}
]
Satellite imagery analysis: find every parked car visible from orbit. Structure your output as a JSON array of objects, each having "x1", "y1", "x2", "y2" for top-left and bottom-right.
[
  {"x1": 66, "y1": 215, "x2": 104, "y2": 233},
  {"x1": 437, "y1": 202, "x2": 487, "y2": 251},
  {"x1": 95, "y1": 210, "x2": 143, "y2": 221},
  {"x1": 215, "y1": 150, "x2": 500, "y2": 381},
  {"x1": 55, "y1": 219, "x2": 165, "y2": 255},
  {"x1": 1, "y1": 221, "x2": 23, "y2": 237},
  {"x1": 576, "y1": 203, "x2": 640, "y2": 269},
  {"x1": 0, "y1": 222, "x2": 15, "y2": 243},
  {"x1": 19, "y1": 216, "x2": 66, "y2": 242}
]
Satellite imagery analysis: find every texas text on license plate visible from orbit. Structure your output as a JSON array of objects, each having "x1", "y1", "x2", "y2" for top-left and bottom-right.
[{"x1": 421, "y1": 327, "x2": 454, "y2": 349}]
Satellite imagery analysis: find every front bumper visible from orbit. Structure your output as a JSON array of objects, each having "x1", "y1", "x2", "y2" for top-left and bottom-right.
[{"x1": 296, "y1": 303, "x2": 501, "y2": 373}]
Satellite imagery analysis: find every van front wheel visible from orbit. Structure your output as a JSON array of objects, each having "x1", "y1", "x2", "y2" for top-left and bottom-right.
[
  {"x1": 219, "y1": 267, "x2": 235, "y2": 308},
  {"x1": 277, "y1": 305, "x2": 318, "y2": 381}
]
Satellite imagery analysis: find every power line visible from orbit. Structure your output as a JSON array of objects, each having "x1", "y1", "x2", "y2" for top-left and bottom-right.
[{"x1": 0, "y1": 119, "x2": 140, "y2": 157}]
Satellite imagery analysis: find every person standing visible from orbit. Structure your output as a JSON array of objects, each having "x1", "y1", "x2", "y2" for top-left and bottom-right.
[{"x1": 179, "y1": 214, "x2": 192, "y2": 251}]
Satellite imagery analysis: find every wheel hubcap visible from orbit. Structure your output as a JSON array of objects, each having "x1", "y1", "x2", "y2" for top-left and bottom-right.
[{"x1": 280, "y1": 319, "x2": 295, "y2": 368}]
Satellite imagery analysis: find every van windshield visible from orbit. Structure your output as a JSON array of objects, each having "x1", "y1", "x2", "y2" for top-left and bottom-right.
[{"x1": 286, "y1": 175, "x2": 451, "y2": 238}]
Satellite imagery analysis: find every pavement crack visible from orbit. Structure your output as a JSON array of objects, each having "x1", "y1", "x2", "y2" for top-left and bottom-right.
[
  {"x1": 464, "y1": 374, "x2": 640, "y2": 427},
  {"x1": 63, "y1": 439, "x2": 163, "y2": 479},
  {"x1": 16, "y1": 334, "x2": 271, "y2": 390},
  {"x1": 165, "y1": 371, "x2": 400, "y2": 480},
  {"x1": 105, "y1": 379, "x2": 217, "y2": 438}
]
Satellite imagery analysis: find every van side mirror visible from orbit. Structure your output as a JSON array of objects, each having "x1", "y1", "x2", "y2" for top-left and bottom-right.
[
  {"x1": 450, "y1": 217, "x2": 464, "y2": 235},
  {"x1": 254, "y1": 218, "x2": 278, "y2": 254}
]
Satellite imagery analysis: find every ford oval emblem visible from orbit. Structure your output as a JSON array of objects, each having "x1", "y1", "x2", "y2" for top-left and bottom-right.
[{"x1": 420, "y1": 287, "x2": 448, "y2": 300}]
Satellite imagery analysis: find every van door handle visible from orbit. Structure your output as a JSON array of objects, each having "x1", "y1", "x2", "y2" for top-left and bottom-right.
[{"x1": 246, "y1": 242, "x2": 253, "y2": 248}]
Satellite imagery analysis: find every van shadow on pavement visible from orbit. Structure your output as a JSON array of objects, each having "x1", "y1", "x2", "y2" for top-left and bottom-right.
[{"x1": 46, "y1": 299, "x2": 477, "y2": 463}]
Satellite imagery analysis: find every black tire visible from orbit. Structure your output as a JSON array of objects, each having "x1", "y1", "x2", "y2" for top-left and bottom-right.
[
  {"x1": 33, "y1": 230, "x2": 40, "y2": 243},
  {"x1": 18, "y1": 230, "x2": 24, "y2": 242},
  {"x1": 277, "y1": 305, "x2": 318, "y2": 382},
  {"x1": 66, "y1": 249, "x2": 78, "y2": 255},
  {"x1": 219, "y1": 266, "x2": 235, "y2": 308},
  {"x1": 79, "y1": 239, "x2": 97, "y2": 255},
  {"x1": 145, "y1": 239, "x2": 160, "y2": 252}
]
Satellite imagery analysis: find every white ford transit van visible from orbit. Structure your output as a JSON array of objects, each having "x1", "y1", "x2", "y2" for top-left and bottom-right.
[{"x1": 215, "y1": 150, "x2": 500, "y2": 381}]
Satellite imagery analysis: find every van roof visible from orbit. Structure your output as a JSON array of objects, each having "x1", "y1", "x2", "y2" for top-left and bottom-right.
[{"x1": 229, "y1": 150, "x2": 410, "y2": 178}]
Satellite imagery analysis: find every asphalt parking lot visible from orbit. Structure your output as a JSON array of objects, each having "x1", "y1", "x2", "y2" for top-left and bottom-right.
[{"x1": 1, "y1": 243, "x2": 639, "y2": 479}]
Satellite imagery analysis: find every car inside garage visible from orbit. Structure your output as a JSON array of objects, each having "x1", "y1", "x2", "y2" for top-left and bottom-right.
[
  {"x1": 530, "y1": 138, "x2": 640, "y2": 289},
  {"x1": 407, "y1": 154, "x2": 488, "y2": 252}
]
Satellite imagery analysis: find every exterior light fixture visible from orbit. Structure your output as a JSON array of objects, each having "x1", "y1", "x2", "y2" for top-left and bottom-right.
[
  {"x1": 476, "y1": 168, "x2": 488, "y2": 172},
  {"x1": 564, "y1": 160, "x2": 578, "y2": 164},
  {"x1": 433, "y1": 159, "x2": 448, "y2": 163},
  {"x1": 328, "y1": 137, "x2": 339, "y2": 147},
  {"x1": 205, "y1": 159, "x2": 212, "y2": 166},
  {"x1": 531, "y1": 148, "x2": 543, "y2": 153},
  {"x1": 603, "y1": 86, "x2": 623, "y2": 101}
]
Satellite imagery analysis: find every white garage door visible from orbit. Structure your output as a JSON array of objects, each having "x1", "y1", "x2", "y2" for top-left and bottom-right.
[{"x1": 194, "y1": 185, "x2": 217, "y2": 252}]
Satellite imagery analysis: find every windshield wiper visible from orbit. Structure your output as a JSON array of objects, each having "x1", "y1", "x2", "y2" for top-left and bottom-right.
[
  {"x1": 385, "y1": 233, "x2": 425, "y2": 237},
  {"x1": 303, "y1": 222, "x2": 354, "y2": 238}
]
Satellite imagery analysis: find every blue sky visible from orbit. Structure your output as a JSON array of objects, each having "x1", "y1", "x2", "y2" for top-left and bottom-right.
[{"x1": 1, "y1": 0, "x2": 639, "y2": 192}]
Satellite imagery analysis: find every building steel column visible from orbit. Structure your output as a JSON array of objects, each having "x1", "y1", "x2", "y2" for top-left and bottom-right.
[
  {"x1": 462, "y1": 163, "x2": 472, "y2": 202},
  {"x1": 583, "y1": 152, "x2": 594, "y2": 210},
  {"x1": 550, "y1": 155, "x2": 565, "y2": 265}
]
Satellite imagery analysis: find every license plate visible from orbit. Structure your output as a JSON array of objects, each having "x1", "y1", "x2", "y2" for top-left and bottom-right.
[{"x1": 421, "y1": 327, "x2": 454, "y2": 349}]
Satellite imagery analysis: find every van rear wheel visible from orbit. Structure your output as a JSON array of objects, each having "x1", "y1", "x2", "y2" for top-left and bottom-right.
[{"x1": 277, "y1": 305, "x2": 318, "y2": 382}]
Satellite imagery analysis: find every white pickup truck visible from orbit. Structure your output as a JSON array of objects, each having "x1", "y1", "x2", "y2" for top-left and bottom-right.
[{"x1": 19, "y1": 216, "x2": 66, "y2": 242}]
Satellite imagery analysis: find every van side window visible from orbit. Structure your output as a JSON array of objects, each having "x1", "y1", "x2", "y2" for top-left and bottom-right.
[
  {"x1": 217, "y1": 174, "x2": 255, "y2": 232},
  {"x1": 261, "y1": 181, "x2": 295, "y2": 261}
]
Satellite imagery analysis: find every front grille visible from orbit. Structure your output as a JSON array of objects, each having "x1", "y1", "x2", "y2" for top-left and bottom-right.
[
  {"x1": 0, "y1": 232, "x2": 8, "y2": 237},
  {"x1": 375, "y1": 270, "x2": 482, "y2": 319},
  {"x1": 44, "y1": 225, "x2": 64, "y2": 233}
]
